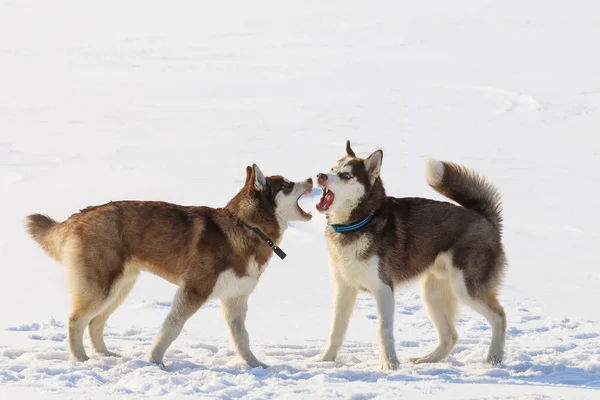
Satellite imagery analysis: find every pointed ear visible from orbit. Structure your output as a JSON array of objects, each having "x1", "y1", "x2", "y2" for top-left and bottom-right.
[
  {"x1": 364, "y1": 150, "x2": 383, "y2": 183},
  {"x1": 244, "y1": 165, "x2": 253, "y2": 186},
  {"x1": 346, "y1": 140, "x2": 356, "y2": 157},
  {"x1": 251, "y1": 164, "x2": 266, "y2": 190}
]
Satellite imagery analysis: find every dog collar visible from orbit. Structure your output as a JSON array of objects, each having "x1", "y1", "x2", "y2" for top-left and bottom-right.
[
  {"x1": 244, "y1": 223, "x2": 287, "y2": 260},
  {"x1": 330, "y1": 213, "x2": 375, "y2": 233}
]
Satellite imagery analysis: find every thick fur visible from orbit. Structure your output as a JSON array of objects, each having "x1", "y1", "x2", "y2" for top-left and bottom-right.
[
  {"x1": 26, "y1": 165, "x2": 313, "y2": 366},
  {"x1": 425, "y1": 158, "x2": 503, "y2": 233},
  {"x1": 317, "y1": 141, "x2": 506, "y2": 369},
  {"x1": 27, "y1": 214, "x2": 61, "y2": 260}
]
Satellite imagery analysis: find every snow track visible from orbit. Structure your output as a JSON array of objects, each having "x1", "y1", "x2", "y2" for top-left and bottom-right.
[{"x1": 2, "y1": 295, "x2": 599, "y2": 398}]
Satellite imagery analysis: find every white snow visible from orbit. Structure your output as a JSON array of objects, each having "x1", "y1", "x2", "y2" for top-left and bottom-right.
[{"x1": 1, "y1": 0, "x2": 600, "y2": 398}]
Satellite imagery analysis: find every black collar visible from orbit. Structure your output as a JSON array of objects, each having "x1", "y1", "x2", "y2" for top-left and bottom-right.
[{"x1": 243, "y1": 223, "x2": 287, "y2": 260}]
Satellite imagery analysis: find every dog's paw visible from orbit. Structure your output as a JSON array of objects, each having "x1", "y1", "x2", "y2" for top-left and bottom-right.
[
  {"x1": 72, "y1": 354, "x2": 90, "y2": 362},
  {"x1": 148, "y1": 357, "x2": 166, "y2": 369},
  {"x1": 156, "y1": 362, "x2": 167, "y2": 369},
  {"x1": 408, "y1": 352, "x2": 445, "y2": 364},
  {"x1": 407, "y1": 356, "x2": 427, "y2": 364},
  {"x1": 101, "y1": 351, "x2": 121, "y2": 358},
  {"x1": 380, "y1": 358, "x2": 400, "y2": 370},
  {"x1": 316, "y1": 352, "x2": 336, "y2": 362},
  {"x1": 247, "y1": 360, "x2": 269, "y2": 369},
  {"x1": 486, "y1": 352, "x2": 503, "y2": 366}
]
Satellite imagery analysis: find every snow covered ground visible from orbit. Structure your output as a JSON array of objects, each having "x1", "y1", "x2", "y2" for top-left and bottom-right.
[{"x1": 1, "y1": 0, "x2": 600, "y2": 398}]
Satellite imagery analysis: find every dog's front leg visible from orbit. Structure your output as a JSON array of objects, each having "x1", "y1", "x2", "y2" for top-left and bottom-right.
[
  {"x1": 373, "y1": 284, "x2": 400, "y2": 370},
  {"x1": 221, "y1": 295, "x2": 267, "y2": 369},
  {"x1": 318, "y1": 282, "x2": 358, "y2": 362},
  {"x1": 148, "y1": 287, "x2": 206, "y2": 366}
]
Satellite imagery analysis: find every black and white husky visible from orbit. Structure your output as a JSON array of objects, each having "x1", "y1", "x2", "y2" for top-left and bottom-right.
[{"x1": 315, "y1": 141, "x2": 506, "y2": 369}]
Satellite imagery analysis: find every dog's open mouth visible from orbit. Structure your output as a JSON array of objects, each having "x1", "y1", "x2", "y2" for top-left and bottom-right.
[
  {"x1": 316, "y1": 187, "x2": 335, "y2": 212},
  {"x1": 297, "y1": 189, "x2": 313, "y2": 220}
]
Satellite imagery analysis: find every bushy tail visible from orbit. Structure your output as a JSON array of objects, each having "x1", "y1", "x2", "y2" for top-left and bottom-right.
[
  {"x1": 425, "y1": 158, "x2": 503, "y2": 234},
  {"x1": 25, "y1": 214, "x2": 62, "y2": 261}
]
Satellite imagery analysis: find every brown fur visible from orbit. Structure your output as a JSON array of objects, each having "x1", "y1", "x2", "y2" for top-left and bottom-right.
[{"x1": 26, "y1": 164, "x2": 312, "y2": 365}]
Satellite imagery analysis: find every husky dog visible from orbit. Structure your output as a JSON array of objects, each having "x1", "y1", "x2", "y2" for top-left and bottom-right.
[
  {"x1": 316, "y1": 141, "x2": 506, "y2": 369},
  {"x1": 26, "y1": 164, "x2": 313, "y2": 367}
]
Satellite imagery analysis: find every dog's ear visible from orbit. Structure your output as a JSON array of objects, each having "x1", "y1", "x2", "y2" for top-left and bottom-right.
[
  {"x1": 346, "y1": 140, "x2": 356, "y2": 157},
  {"x1": 364, "y1": 150, "x2": 383, "y2": 184},
  {"x1": 245, "y1": 165, "x2": 253, "y2": 186},
  {"x1": 250, "y1": 164, "x2": 266, "y2": 190}
]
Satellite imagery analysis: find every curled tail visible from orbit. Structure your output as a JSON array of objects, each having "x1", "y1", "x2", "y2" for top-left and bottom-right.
[
  {"x1": 425, "y1": 158, "x2": 503, "y2": 234},
  {"x1": 26, "y1": 214, "x2": 62, "y2": 261}
]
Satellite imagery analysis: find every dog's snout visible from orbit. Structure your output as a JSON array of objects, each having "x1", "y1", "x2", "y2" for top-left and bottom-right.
[
  {"x1": 307, "y1": 177, "x2": 313, "y2": 184},
  {"x1": 317, "y1": 173, "x2": 328, "y2": 182}
]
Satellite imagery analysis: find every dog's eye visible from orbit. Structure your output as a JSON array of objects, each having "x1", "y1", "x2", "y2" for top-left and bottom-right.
[{"x1": 339, "y1": 173, "x2": 352, "y2": 180}]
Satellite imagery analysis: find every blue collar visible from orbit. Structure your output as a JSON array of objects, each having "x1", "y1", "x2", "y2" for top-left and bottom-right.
[{"x1": 330, "y1": 213, "x2": 375, "y2": 233}]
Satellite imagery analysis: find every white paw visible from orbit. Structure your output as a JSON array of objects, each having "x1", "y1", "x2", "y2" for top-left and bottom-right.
[
  {"x1": 72, "y1": 354, "x2": 90, "y2": 362},
  {"x1": 148, "y1": 356, "x2": 166, "y2": 369},
  {"x1": 408, "y1": 351, "x2": 446, "y2": 364},
  {"x1": 380, "y1": 358, "x2": 400, "y2": 370},
  {"x1": 316, "y1": 351, "x2": 336, "y2": 362},
  {"x1": 487, "y1": 352, "x2": 503, "y2": 366},
  {"x1": 247, "y1": 359, "x2": 269, "y2": 369}
]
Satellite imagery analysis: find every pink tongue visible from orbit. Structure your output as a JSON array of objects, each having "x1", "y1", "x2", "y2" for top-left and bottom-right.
[
  {"x1": 317, "y1": 191, "x2": 334, "y2": 210},
  {"x1": 317, "y1": 195, "x2": 328, "y2": 209}
]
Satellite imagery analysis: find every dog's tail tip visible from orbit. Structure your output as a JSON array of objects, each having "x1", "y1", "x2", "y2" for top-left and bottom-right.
[
  {"x1": 424, "y1": 157, "x2": 445, "y2": 187},
  {"x1": 424, "y1": 159, "x2": 503, "y2": 233},
  {"x1": 26, "y1": 213, "x2": 57, "y2": 236},
  {"x1": 26, "y1": 213, "x2": 61, "y2": 260}
]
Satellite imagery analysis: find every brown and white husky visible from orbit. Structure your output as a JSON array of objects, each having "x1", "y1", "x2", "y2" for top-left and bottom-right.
[
  {"x1": 26, "y1": 164, "x2": 313, "y2": 368},
  {"x1": 315, "y1": 141, "x2": 506, "y2": 369}
]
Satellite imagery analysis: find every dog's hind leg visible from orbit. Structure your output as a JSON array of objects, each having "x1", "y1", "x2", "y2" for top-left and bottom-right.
[
  {"x1": 148, "y1": 286, "x2": 207, "y2": 366},
  {"x1": 476, "y1": 291, "x2": 506, "y2": 365},
  {"x1": 451, "y1": 270, "x2": 506, "y2": 366},
  {"x1": 88, "y1": 269, "x2": 139, "y2": 356},
  {"x1": 410, "y1": 272, "x2": 458, "y2": 364},
  {"x1": 68, "y1": 290, "x2": 108, "y2": 362},
  {"x1": 221, "y1": 295, "x2": 266, "y2": 368}
]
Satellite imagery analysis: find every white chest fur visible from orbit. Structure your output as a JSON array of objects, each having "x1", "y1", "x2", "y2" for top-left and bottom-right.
[
  {"x1": 327, "y1": 235, "x2": 381, "y2": 291},
  {"x1": 209, "y1": 258, "x2": 264, "y2": 300}
]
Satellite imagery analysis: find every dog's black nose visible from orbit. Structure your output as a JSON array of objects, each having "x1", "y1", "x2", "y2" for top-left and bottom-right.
[
  {"x1": 307, "y1": 177, "x2": 313, "y2": 184},
  {"x1": 317, "y1": 173, "x2": 328, "y2": 182}
]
